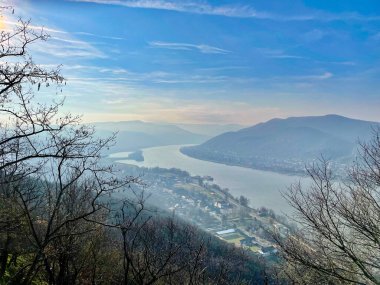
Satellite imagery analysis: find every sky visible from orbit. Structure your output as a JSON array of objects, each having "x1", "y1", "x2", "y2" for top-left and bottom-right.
[{"x1": 1, "y1": 0, "x2": 380, "y2": 125}]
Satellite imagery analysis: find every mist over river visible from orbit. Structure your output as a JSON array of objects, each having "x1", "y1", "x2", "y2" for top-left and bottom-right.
[{"x1": 111, "y1": 145, "x2": 308, "y2": 215}]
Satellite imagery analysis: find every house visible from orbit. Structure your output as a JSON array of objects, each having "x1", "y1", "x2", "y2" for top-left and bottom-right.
[
  {"x1": 214, "y1": 200, "x2": 232, "y2": 209},
  {"x1": 216, "y1": 228, "x2": 235, "y2": 235}
]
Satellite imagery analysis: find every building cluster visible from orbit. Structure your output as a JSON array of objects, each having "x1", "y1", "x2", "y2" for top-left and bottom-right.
[{"x1": 117, "y1": 163, "x2": 288, "y2": 257}]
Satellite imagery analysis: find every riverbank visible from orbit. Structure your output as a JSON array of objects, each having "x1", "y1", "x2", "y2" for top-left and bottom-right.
[{"x1": 110, "y1": 145, "x2": 307, "y2": 213}]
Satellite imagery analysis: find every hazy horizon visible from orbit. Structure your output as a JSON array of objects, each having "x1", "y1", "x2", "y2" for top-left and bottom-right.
[{"x1": 88, "y1": 113, "x2": 380, "y2": 126}]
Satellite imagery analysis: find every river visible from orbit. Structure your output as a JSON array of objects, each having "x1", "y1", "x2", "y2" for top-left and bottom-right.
[{"x1": 110, "y1": 145, "x2": 307, "y2": 215}]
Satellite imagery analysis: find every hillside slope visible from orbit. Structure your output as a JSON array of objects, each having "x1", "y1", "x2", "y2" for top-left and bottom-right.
[{"x1": 181, "y1": 115, "x2": 379, "y2": 174}]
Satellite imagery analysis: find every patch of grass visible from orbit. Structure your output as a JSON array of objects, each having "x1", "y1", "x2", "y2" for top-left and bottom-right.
[
  {"x1": 249, "y1": 246, "x2": 261, "y2": 253},
  {"x1": 226, "y1": 237, "x2": 244, "y2": 245},
  {"x1": 220, "y1": 233, "x2": 242, "y2": 240}
]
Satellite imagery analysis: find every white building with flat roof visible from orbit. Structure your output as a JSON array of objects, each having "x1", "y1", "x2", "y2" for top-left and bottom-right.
[{"x1": 216, "y1": 229, "x2": 235, "y2": 235}]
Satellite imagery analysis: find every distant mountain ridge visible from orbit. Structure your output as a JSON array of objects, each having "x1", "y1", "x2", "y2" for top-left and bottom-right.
[
  {"x1": 174, "y1": 123, "x2": 244, "y2": 137},
  {"x1": 181, "y1": 115, "x2": 380, "y2": 174},
  {"x1": 93, "y1": 120, "x2": 208, "y2": 153}
]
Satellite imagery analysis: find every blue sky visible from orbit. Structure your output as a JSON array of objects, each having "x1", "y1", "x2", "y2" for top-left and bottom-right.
[{"x1": 3, "y1": 0, "x2": 380, "y2": 124}]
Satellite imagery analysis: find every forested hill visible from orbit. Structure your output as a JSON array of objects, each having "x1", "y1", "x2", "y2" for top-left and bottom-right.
[{"x1": 181, "y1": 115, "x2": 380, "y2": 174}]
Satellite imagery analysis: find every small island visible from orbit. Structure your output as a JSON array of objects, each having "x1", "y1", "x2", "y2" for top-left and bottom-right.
[{"x1": 127, "y1": 150, "x2": 144, "y2": 162}]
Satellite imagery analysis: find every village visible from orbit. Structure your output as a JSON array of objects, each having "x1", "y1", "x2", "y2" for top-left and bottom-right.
[{"x1": 115, "y1": 162, "x2": 292, "y2": 258}]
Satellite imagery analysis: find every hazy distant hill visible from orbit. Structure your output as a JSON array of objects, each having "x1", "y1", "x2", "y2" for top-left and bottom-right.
[
  {"x1": 93, "y1": 121, "x2": 208, "y2": 153},
  {"x1": 181, "y1": 115, "x2": 380, "y2": 174},
  {"x1": 175, "y1": 123, "x2": 244, "y2": 137}
]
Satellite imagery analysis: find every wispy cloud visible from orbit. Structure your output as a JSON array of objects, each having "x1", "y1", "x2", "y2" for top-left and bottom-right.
[
  {"x1": 257, "y1": 48, "x2": 305, "y2": 60},
  {"x1": 2, "y1": 9, "x2": 107, "y2": 59},
  {"x1": 329, "y1": 61, "x2": 356, "y2": 66},
  {"x1": 295, "y1": 72, "x2": 333, "y2": 81},
  {"x1": 71, "y1": 0, "x2": 271, "y2": 19},
  {"x1": 70, "y1": 0, "x2": 380, "y2": 22},
  {"x1": 196, "y1": 66, "x2": 249, "y2": 72},
  {"x1": 3, "y1": 19, "x2": 67, "y2": 34},
  {"x1": 32, "y1": 36, "x2": 106, "y2": 59},
  {"x1": 309, "y1": 72, "x2": 333, "y2": 80},
  {"x1": 92, "y1": 96, "x2": 285, "y2": 125},
  {"x1": 63, "y1": 65, "x2": 259, "y2": 85},
  {"x1": 268, "y1": 54, "x2": 305, "y2": 59},
  {"x1": 149, "y1": 41, "x2": 230, "y2": 54},
  {"x1": 270, "y1": 72, "x2": 334, "y2": 84},
  {"x1": 73, "y1": 31, "x2": 125, "y2": 40},
  {"x1": 5, "y1": 19, "x2": 125, "y2": 41},
  {"x1": 66, "y1": 73, "x2": 230, "y2": 85}
]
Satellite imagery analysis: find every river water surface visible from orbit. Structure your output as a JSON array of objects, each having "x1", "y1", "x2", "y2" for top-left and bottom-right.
[{"x1": 111, "y1": 145, "x2": 308, "y2": 215}]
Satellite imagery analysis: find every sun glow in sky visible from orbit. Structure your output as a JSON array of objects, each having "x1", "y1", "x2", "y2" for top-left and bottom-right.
[
  {"x1": 3, "y1": 0, "x2": 380, "y2": 125},
  {"x1": 0, "y1": 13, "x2": 6, "y2": 30}
]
